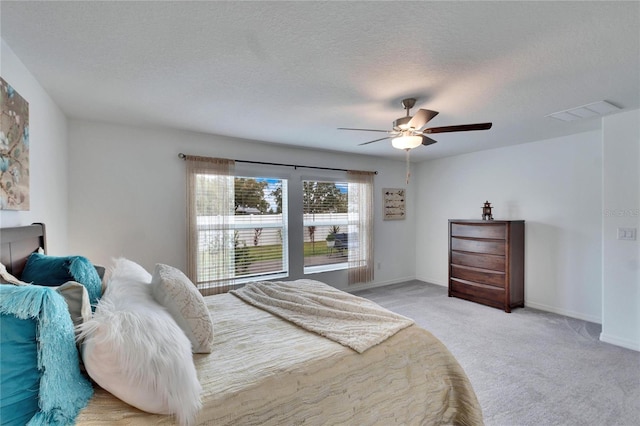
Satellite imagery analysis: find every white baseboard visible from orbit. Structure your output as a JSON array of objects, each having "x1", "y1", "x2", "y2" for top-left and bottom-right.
[
  {"x1": 415, "y1": 278, "x2": 603, "y2": 325},
  {"x1": 524, "y1": 300, "x2": 601, "y2": 324},
  {"x1": 599, "y1": 333, "x2": 640, "y2": 352},
  {"x1": 414, "y1": 275, "x2": 447, "y2": 287},
  {"x1": 416, "y1": 277, "x2": 604, "y2": 325},
  {"x1": 344, "y1": 275, "x2": 416, "y2": 293}
]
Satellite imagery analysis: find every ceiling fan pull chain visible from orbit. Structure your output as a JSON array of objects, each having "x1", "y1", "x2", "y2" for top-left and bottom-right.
[{"x1": 405, "y1": 149, "x2": 411, "y2": 184}]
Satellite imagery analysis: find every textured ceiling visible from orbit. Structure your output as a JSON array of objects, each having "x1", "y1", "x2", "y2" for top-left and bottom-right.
[{"x1": 1, "y1": 1, "x2": 638, "y2": 161}]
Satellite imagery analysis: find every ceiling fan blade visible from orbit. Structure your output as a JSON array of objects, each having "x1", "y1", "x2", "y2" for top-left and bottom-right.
[
  {"x1": 407, "y1": 109, "x2": 439, "y2": 130},
  {"x1": 359, "y1": 136, "x2": 392, "y2": 146},
  {"x1": 423, "y1": 122, "x2": 492, "y2": 134},
  {"x1": 421, "y1": 136, "x2": 438, "y2": 146},
  {"x1": 338, "y1": 127, "x2": 390, "y2": 133}
]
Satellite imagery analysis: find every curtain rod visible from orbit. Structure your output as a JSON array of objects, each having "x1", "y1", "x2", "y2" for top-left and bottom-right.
[{"x1": 178, "y1": 153, "x2": 377, "y2": 175}]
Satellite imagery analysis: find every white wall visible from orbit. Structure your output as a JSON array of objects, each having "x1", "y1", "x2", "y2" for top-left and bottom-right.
[
  {"x1": 67, "y1": 119, "x2": 416, "y2": 291},
  {"x1": 414, "y1": 130, "x2": 603, "y2": 323},
  {"x1": 5, "y1": 30, "x2": 635, "y2": 348},
  {"x1": 601, "y1": 109, "x2": 640, "y2": 350},
  {"x1": 0, "y1": 40, "x2": 69, "y2": 253}
]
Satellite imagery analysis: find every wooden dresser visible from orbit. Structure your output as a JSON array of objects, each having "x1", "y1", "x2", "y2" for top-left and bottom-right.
[{"x1": 448, "y1": 220, "x2": 525, "y2": 312}]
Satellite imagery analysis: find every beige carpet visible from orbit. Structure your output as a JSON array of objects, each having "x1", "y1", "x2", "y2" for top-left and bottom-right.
[{"x1": 353, "y1": 281, "x2": 640, "y2": 426}]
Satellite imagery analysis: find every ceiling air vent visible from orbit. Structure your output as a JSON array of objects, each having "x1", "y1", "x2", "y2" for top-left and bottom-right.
[{"x1": 546, "y1": 100, "x2": 621, "y2": 122}]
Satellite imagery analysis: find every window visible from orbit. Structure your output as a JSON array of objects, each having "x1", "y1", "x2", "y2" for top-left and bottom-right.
[
  {"x1": 302, "y1": 180, "x2": 349, "y2": 273},
  {"x1": 186, "y1": 155, "x2": 374, "y2": 294},
  {"x1": 231, "y1": 176, "x2": 288, "y2": 281},
  {"x1": 186, "y1": 156, "x2": 288, "y2": 294}
]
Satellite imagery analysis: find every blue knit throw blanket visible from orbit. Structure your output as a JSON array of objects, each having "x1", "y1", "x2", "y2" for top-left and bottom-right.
[{"x1": 0, "y1": 284, "x2": 93, "y2": 425}]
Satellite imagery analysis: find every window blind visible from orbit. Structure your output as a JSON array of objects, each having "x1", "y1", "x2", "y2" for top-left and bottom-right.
[{"x1": 302, "y1": 180, "x2": 349, "y2": 270}]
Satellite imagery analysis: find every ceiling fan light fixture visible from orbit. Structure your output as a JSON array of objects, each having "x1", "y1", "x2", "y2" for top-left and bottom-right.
[
  {"x1": 392, "y1": 135, "x2": 423, "y2": 150},
  {"x1": 339, "y1": 96, "x2": 492, "y2": 149}
]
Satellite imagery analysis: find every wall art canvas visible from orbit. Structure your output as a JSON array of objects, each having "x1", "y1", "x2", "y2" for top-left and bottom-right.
[
  {"x1": 383, "y1": 188, "x2": 405, "y2": 220},
  {"x1": 0, "y1": 77, "x2": 29, "y2": 210}
]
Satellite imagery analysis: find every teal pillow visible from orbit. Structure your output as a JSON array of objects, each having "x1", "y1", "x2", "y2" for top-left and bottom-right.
[
  {"x1": 21, "y1": 253, "x2": 102, "y2": 306},
  {"x1": 0, "y1": 313, "x2": 40, "y2": 426}
]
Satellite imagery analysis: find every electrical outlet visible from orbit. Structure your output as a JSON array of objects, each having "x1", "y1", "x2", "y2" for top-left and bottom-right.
[
  {"x1": 617, "y1": 227, "x2": 637, "y2": 241},
  {"x1": 377, "y1": 262, "x2": 381, "y2": 270}
]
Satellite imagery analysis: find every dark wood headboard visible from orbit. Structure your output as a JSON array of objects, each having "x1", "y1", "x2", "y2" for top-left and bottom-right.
[{"x1": 0, "y1": 223, "x2": 47, "y2": 277}]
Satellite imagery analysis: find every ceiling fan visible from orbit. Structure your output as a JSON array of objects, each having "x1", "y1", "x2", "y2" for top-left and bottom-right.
[{"x1": 338, "y1": 98, "x2": 492, "y2": 150}]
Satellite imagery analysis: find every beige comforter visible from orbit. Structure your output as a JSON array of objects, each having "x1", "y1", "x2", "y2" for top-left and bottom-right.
[
  {"x1": 230, "y1": 279, "x2": 415, "y2": 353},
  {"x1": 76, "y1": 287, "x2": 483, "y2": 425}
]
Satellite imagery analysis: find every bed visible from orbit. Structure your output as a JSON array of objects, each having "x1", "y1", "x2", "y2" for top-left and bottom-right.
[{"x1": 0, "y1": 223, "x2": 483, "y2": 425}]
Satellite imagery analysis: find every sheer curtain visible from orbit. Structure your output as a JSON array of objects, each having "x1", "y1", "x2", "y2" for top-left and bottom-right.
[
  {"x1": 186, "y1": 155, "x2": 235, "y2": 295},
  {"x1": 347, "y1": 170, "x2": 375, "y2": 285}
]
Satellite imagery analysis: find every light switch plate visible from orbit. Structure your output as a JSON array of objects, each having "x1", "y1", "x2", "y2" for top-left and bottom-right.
[{"x1": 617, "y1": 227, "x2": 637, "y2": 241}]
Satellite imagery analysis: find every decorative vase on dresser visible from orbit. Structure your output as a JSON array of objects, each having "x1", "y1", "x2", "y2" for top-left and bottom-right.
[{"x1": 448, "y1": 220, "x2": 525, "y2": 313}]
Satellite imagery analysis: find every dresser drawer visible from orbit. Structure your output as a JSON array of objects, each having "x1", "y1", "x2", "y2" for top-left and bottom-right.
[
  {"x1": 451, "y1": 223, "x2": 506, "y2": 239},
  {"x1": 451, "y1": 237, "x2": 506, "y2": 255},
  {"x1": 450, "y1": 279, "x2": 504, "y2": 306},
  {"x1": 451, "y1": 251, "x2": 505, "y2": 271},
  {"x1": 451, "y1": 264, "x2": 505, "y2": 287}
]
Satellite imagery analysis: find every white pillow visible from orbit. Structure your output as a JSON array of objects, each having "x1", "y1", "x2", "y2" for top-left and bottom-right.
[
  {"x1": 151, "y1": 264, "x2": 214, "y2": 354},
  {"x1": 77, "y1": 261, "x2": 202, "y2": 426},
  {"x1": 104, "y1": 257, "x2": 152, "y2": 285},
  {"x1": 0, "y1": 262, "x2": 29, "y2": 285}
]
